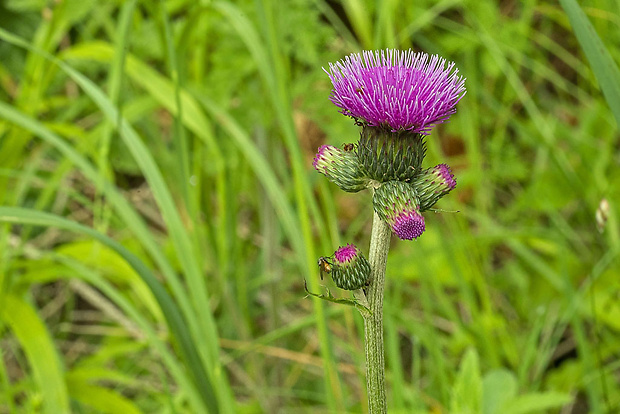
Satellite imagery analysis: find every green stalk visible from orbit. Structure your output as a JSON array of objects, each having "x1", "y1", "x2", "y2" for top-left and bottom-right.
[{"x1": 362, "y1": 210, "x2": 391, "y2": 413}]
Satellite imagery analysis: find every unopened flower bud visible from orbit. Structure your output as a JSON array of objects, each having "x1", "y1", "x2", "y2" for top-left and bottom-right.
[
  {"x1": 313, "y1": 145, "x2": 368, "y2": 192},
  {"x1": 373, "y1": 181, "x2": 425, "y2": 240},
  {"x1": 324, "y1": 244, "x2": 371, "y2": 290},
  {"x1": 412, "y1": 164, "x2": 456, "y2": 211}
]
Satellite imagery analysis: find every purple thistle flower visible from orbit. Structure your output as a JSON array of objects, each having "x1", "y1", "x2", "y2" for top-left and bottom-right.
[{"x1": 324, "y1": 49, "x2": 466, "y2": 134}]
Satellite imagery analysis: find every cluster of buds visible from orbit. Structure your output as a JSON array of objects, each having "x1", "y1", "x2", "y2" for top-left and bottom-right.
[
  {"x1": 314, "y1": 49, "x2": 464, "y2": 241},
  {"x1": 314, "y1": 49, "x2": 465, "y2": 290}
]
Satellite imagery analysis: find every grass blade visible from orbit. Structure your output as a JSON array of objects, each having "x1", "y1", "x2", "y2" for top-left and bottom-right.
[
  {"x1": 1, "y1": 294, "x2": 70, "y2": 414},
  {"x1": 560, "y1": 0, "x2": 620, "y2": 127}
]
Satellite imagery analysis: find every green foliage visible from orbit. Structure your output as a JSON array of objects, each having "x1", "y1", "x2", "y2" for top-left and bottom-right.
[{"x1": 0, "y1": 0, "x2": 619, "y2": 413}]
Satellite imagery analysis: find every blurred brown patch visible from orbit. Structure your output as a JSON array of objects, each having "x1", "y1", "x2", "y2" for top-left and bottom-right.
[
  {"x1": 440, "y1": 133, "x2": 465, "y2": 158},
  {"x1": 294, "y1": 110, "x2": 326, "y2": 167},
  {"x1": 336, "y1": 193, "x2": 362, "y2": 228},
  {"x1": 440, "y1": 133, "x2": 471, "y2": 204}
]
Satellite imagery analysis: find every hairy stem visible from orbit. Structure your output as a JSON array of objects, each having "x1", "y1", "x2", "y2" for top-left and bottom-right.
[{"x1": 362, "y1": 211, "x2": 391, "y2": 413}]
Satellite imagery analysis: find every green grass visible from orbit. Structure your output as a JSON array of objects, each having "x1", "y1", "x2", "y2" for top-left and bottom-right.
[{"x1": 0, "y1": 0, "x2": 619, "y2": 413}]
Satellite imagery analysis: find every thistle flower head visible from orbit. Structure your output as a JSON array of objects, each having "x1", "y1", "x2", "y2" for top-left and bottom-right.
[
  {"x1": 324, "y1": 49, "x2": 466, "y2": 134},
  {"x1": 325, "y1": 244, "x2": 371, "y2": 290},
  {"x1": 313, "y1": 144, "x2": 369, "y2": 192},
  {"x1": 373, "y1": 181, "x2": 426, "y2": 240},
  {"x1": 413, "y1": 163, "x2": 457, "y2": 211}
]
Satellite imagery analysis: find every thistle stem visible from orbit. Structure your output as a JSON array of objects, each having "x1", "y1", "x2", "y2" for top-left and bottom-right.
[{"x1": 361, "y1": 211, "x2": 391, "y2": 413}]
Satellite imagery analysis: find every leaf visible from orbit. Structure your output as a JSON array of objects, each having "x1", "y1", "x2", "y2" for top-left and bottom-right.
[
  {"x1": 1, "y1": 294, "x2": 70, "y2": 414},
  {"x1": 503, "y1": 392, "x2": 572, "y2": 414},
  {"x1": 560, "y1": 0, "x2": 620, "y2": 127},
  {"x1": 66, "y1": 379, "x2": 142, "y2": 414},
  {"x1": 451, "y1": 348, "x2": 482, "y2": 414},
  {"x1": 482, "y1": 369, "x2": 518, "y2": 414},
  {"x1": 304, "y1": 280, "x2": 372, "y2": 316}
]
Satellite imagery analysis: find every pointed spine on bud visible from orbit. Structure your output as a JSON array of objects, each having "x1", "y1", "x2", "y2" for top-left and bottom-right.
[
  {"x1": 313, "y1": 145, "x2": 369, "y2": 192},
  {"x1": 325, "y1": 244, "x2": 371, "y2": 290},
  {"x1": 373, "y1": 181, "x2": 426, "y2": 240},
  {"x1": 412, "y1": 163, "x2": 456, "y2": 211},
  {"x1": 356, "y1": 126, "x2": 426, "y2": 183}
]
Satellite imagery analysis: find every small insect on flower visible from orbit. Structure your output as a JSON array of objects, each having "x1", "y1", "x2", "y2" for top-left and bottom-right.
[
  {"x1": 343, "y1": 143, "x2": 355, "y2": 151},
  {"x1": 317, "y1": 256, "x2": 332, "y2": 280}
]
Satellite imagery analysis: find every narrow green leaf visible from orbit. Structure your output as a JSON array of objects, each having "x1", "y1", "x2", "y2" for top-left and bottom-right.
[
  {"x1": 66, "y1": 379, "x2": 142, "y2": 414},
  {"x1": 560, "y1": 0, "x2": 620, "y2": 127},
  {"x1": 304, "y1": 280, "x2": 372, "y2": 316},
  {"x1": 342, "y1": 0, "x2": 373, "y2": 48},
  {"x1": 1, "y1": 294, "x2": 70, "y2": 414},
  {"x1": 158, "y1": 0, "x2": 191, "y2": 208}
]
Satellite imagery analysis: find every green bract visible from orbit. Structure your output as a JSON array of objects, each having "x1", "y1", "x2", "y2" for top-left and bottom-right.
[{"x1": 357, "y1": 127, "x2": 426, "y2": 183}]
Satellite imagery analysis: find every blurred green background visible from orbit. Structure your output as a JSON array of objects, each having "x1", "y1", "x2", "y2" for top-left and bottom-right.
[{"x1": 0, "y1": 0, "x2": 619, "y2": 413}]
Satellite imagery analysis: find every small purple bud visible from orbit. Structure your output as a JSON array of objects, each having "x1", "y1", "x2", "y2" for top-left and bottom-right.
[
  {"x1": 392, "y1": 208, "x2": 426, "y2": 240},
  {"x1": 413, "y1": 163, "x2": 457, "y2": 211},
  {"x1": 312, "y1": 145, "x2": 335, "y2": 172},
  {"x1": 322, "y1": 244, "x2": 371, "y2": 290},
  {"x1": 433, "y1": 164, "x2": 456, "y2": 191},
  {"x1": 373, "y1": 181, "x2": 426, "y2": 240}
]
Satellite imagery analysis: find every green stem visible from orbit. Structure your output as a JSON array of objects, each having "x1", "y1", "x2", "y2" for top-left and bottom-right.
[{"x1": 361, "y1": 210, "x2": 391, "y2": 413}]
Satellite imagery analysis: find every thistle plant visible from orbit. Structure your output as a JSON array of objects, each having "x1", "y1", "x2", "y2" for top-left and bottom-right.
[{"x1": 311, "y1": 49, "x2": 465, "y2": 413}]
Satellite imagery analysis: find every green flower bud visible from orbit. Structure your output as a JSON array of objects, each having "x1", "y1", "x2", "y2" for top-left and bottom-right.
[
  {"x1": 313, "y1": 145, "x2": 369, "y2": 192},
  {"x1": 412, "y1": 163, "x2": 457, "y2": 211},
  {"x1": 319, "y1": 244, "x2": 371, "y2": 290}
]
